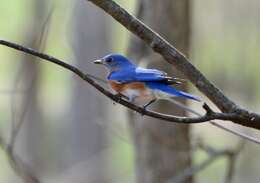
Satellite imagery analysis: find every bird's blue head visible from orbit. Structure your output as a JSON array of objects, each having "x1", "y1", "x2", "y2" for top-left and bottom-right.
[{"x1": 94, "y1": 54, "x2": 135, "y2": 70}]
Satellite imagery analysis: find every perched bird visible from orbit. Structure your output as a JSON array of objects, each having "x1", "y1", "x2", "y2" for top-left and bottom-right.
[{"x1": 94, "y1": 54, "x2": 201, "y2": 108}]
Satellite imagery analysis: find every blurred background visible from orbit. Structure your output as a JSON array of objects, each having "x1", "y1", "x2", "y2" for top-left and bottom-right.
[{"x1": 0, "y1": 0, "x2": 260, "y2": 183}]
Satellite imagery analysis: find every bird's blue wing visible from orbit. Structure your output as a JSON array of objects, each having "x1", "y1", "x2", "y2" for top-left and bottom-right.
[
  {"x1": 134, "y1": 68, "x2": 168, "y2": 81},
  {"x1": 146, "y1": 82, "x2": 201, "y2": 101},
  {"x1": 108, "y1": 67, "x2": 167, "y2": 83},
  {"x1": 135, "y1": 68, "x2": 185, "y2": 85}
]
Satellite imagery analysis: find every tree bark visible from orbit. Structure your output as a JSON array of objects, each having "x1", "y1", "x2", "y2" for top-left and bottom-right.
[{"x1": 128, "y1": 0, "x2": 192, "y2": 183}]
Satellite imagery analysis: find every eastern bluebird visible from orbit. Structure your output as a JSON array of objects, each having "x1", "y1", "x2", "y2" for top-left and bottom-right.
[{"x1": 94, "y1": 54, "x2": 201, "y2": 109}]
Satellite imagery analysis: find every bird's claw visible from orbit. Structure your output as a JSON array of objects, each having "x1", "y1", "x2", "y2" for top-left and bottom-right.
[
  {"x1": 142, "y1": 105, "x2": 148, "y2": 111},
  {"x1": 113, "y1": 93, "x2": 129, "y2": 103},
  {"x1": 113, "y1": 94, "x2": 122, "y2": 103}
]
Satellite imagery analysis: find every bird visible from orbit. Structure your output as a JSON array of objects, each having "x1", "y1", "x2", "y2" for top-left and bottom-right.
[{"x1": 94, "y1": 54, "x2": 201, "y2": 109}]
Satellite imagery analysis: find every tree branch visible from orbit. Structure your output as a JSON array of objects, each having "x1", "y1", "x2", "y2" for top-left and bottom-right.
[
  {"x1": 167, "y1": 140, "x2": 244, "y2": 183},
  {"x1": 87, "y1": 0, "x2": 260, "y2": 130},
  {"x1": 2, "y1": 39, "x2": 260, "y2": 145},
  {"x1": 170, "y1": 99, "x2": 260, "y2": 144},
  {"x1": 0, "y1": 136, "x2": 40, "y2": 183},
  {"x1": 0, "y1": 39, "x2": 244, "y2": 125}
]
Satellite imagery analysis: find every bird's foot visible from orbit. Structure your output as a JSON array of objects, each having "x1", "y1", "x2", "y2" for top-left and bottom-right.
[
  {"x1": 142, "y1": 99, "x2": 157, "y2": 110},
  {"x1": 113, "y1": 93, "x2": 129, "y2": 104}
]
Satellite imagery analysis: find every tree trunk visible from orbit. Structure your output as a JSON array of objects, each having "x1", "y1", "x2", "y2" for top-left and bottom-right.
[
  {"x1": 66, "y1": 0, "x2": 111, "y2": 182},
  {"x1": 16, "y1": 0, "x2": 47, "y2": 173},
  {"x1": 128, "y1": 0, "x2": 192, "y2": 183}
]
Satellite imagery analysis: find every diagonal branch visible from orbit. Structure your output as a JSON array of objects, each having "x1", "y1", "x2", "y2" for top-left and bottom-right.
[
  {"x1": 1, "y1": 40, "x2": 260, "y2": 145},
  {"x1": 0, "y1": 136, "x2": 39, "y2": 183},
  {"x1": 87, "y1": 0, "x2": 260, "y2": 130},
  {"x1": 169, "y1": 100, "x2": 260, "y2": 144},
  {"x1": 167, "y1": 140, "x2": 244, "y2": 183},
  {"x1": 0, "y1": 39, "x2": 245, "y2": 125},
  {"x1": 168, "y1": 152, "x2": 222, "y2": 183},
  {"x1": 1, "y1": 39, "x2": 260, "y2": 147},
  {"x1": 2, "y1": 40, "x2": 260, "y2": 145}
]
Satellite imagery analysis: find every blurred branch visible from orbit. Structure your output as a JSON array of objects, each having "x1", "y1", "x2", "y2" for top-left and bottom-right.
[
  {"x1": 224, "y1": 155, "x2": 236, "y2": 183},
  {"x1": 87, "y1": 0, "x2": 260, "y2": 130},
  {"x1": 167, "y1": 141, "x2": 244, "y2": 183},
  {"x1": 223, "y1": 142, "x2": 245, "y2": 183},
  {"x1": 170, "y1": 99, "x2": 260, "y2": 145},
  {"x1": 0, "y1": 40, "x2": 246, "y2": 125},
  {"x1": 168, "y1": 152, "x2": 222, "y2": 183},
  {"x1": 0, "y1": 136, "x2": 40, "y2": 183},
  {"x1": 0, "y1": 8, "x2": 54, "y2": 183},
  {"x1": 9, "y1": 4, "x2": 53, "y2": 150},
  {"x1": 6, "y1": 145, "x2": 40, "y2": 183},
  {"x1": 9, "y1": 81, "x2": 35, "y2": 149}
]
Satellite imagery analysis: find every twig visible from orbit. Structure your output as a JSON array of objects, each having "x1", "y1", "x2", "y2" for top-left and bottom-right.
[
  {"x1": 168, "y1": 152, "x2": 222, "y2": 183},
  {"x1": 9, "y1": 81, "x2": 35, "y2": 149},
  {"x1": 9, "y1": 6, "x2": 52, "y2": 150},
  {"x1": 168, "y1": 99, "x2": 260, "y2": 144},
  {"x1": 168, "y1": 141, "x2": 244, "y2": 183},
  {"x1": 0, "y1": 135, "x2": 39, "y2": 183},
  {"x1": 87, "y1": 0, "x2": 260, "y2": 130},
  {"x1": 6, "y1": 145, "x2": 40, "y2": 183},
  {"x1": 1, "y1": 7, "x2": 54, "y2": 183},
  {"x1": 223, "y1": 141, "x2": 245, "y2": 183}
]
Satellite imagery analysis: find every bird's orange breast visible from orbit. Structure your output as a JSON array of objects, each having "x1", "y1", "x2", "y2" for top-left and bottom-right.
[
  {"x1": 108, "y1": 81, "x2": 155, "y2": 103},
  {"x1": 108, "y1": 81, "x2": 146, "y2": 93}
]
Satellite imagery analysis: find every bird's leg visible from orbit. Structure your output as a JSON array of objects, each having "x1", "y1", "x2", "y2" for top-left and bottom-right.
[{"x1": 143, "y1": 99, "x2": 157, "y2": 110}]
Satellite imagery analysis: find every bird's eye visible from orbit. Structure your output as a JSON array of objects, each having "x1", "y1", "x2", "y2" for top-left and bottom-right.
[{"x1": 106, "y1": 57, "x2": 113, "y2": 63}]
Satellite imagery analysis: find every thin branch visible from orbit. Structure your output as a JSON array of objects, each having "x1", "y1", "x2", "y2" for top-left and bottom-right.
[
  {"x1": 223, "y1": 141, "x2": 245, "y2": 183},
  {"x1": 9, "y1": 6, "x2": 52, "y2": 149},
  {"x1": 167, "y1": 141, "x2": 244, "y2": 183},
  {"x1": 168, "y1": 152, "x2": 222, "y2": 183},
  {"x1": 87, "y1": 0, "x2": 260, "y2": 130},
  {"x1": 6, "y1": 146, "x2": 40, "y2": 183},
  {"x1": 0, "y1": 135, "x2": 40, "y2": 183},
  {"x1": 0, "y1": 8, "x2": 54, "y2": 183},
  {"x1": 169, "y1": 99, "x2": 260, "y2": 144},
  {"x1": 224, "y1": 155, "x2": 236, "y2": 183},
  {"x1": 9, "y1": 81, "x2": 35, "y2": 149},
  {"x1": 0, "y1": 40, "x2": 243, "y2": 125}
]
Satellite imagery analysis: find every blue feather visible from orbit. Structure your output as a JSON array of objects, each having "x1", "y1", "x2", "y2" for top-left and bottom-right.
[
  {"x1": 134, "y1": 68, "x2": 168, "y2": 81},
  {"x1": 97, "y1": 54, "x2": 201, "y2": 102},
  {"x1": 145, "y1": 82, "x2": 201, "y2": 102},
  {"x1": 108, "y1": 67, "x2": 170, "y2": 82}
]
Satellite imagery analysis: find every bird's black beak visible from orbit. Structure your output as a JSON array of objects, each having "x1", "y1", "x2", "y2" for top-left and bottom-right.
[{"x1": 93, "y1": 59, "x2": 103, "y2": 65}]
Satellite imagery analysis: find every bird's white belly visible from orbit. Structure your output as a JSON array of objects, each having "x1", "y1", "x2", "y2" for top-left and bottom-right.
[
  {"x1": 123, "y1": 88, "x2": 155, "y2": 104},
  {"x1": 123, "y1": 89, "x2": 140, "y2": 100}
]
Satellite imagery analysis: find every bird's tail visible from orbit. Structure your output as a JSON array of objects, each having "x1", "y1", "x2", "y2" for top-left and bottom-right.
[{"x1": 146, "y1": 82, "x2": 201, "y2": 102}]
